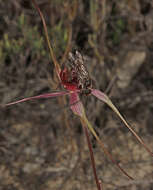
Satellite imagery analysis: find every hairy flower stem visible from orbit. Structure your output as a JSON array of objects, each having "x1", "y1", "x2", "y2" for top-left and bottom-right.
[
  {"x1": 81, "y1": 119, "x2": 102, "y2": 190},
  {"x1": 31, "y1": 0, "x2": 61, "y2": 78}
]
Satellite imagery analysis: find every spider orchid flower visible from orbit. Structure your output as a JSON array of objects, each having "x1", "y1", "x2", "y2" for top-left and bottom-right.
[
  {"x1": 2, "y1": 0, "x2": 152, "y2": 182},
  {"x1": 2, "y1": 67, "x2": 152, "y2": 181}
]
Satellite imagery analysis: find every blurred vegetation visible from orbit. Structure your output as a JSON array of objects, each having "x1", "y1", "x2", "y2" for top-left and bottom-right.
[
  {"x1": 0, "y1": 0, "x2": 153, "y2": 190},
  {"x1": 0, "y1": 14, "x2": 46, "y2": 59}
]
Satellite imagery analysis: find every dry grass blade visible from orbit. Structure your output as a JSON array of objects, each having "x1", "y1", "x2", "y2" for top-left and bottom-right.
[{"x1": 61, "y1": 25, "x2": 72, "y2": 65}]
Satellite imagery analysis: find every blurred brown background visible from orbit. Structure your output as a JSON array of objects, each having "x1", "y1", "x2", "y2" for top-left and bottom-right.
[{"x1": 0, "y1": 0, "x2": 153, "y2": 189}]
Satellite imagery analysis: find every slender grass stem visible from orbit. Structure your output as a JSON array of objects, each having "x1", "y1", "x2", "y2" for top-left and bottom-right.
[{"x1": 81, "y1": 119, "x2": 102, "y2": 190}]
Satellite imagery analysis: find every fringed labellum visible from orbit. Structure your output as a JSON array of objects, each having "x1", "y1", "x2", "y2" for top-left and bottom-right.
[{"x1": 60, "y1": 50, "x2": 92, "y2": 95}]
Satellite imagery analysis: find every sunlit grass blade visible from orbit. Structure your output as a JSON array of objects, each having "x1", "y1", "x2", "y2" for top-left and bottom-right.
[
  {"x1": 82, "y1": 115, "x2": 134, "y2": 180},
  {"x1": 91, "y1": 89, "x2": 153, "y2": 157},
  {"x1": 31, "y1": 0, "x2": 61, "y2": 78},
  {"x1": 3, "y1": 91, "x2": 72, "y2": 106}
]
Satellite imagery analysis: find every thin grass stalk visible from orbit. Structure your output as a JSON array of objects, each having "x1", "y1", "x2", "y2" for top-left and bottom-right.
[
  {"x1": 81, "y1": 119, "x2": 102, "y2": 190},
  {"x1": 61, "y1": 25, "x2": 72, "y2": 65}
]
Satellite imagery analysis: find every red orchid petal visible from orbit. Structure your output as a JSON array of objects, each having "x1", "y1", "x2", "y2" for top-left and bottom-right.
[
  {"x1": 91, "y1": 89, "x2": 107, "y2": 103},
  {"x1": 69, "y1": 92, "x2": 84, "y2": 117},
  {"x1": 91, "y1": 89, "x2": 153, "y2": 157},
  {"x1": 4, "y1": 91, "x2": 72, "y2": 106},
  {"x1": 63, "y1": 83, "x2": 78, "y2": 91}
]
